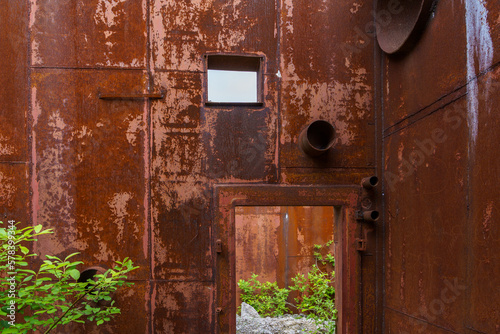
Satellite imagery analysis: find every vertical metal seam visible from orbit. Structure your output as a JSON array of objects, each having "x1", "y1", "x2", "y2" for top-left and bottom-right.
[
  {"x1": 146, "y1": 1, "x2": 154, "y2": 333},
  {"x1": 283, "y1": 207, "x2": 289, "y2": 290},
  {"x1": 27, "y1": 0, "x2": 33, "y2": 229},
  {"x1": 379, "y1": 47, "x2": 386, "y2": 334},
  {"x1": 373, "y1": 0, "x2": 386, "y2": 331},
  {"x1": 275, "y1": 0, "x2": 282, "y2": 183},
  {"x1": 464, "y1": 3, "x2": 473, "y2": 326},
  {"x1": 378, "y1": 24, "x2": 387, "y2": 334}
]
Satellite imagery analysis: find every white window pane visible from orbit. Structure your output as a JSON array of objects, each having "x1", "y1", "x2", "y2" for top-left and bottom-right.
[{"x1": 208, "y1": 70, "x2": 257, "y2": 103}]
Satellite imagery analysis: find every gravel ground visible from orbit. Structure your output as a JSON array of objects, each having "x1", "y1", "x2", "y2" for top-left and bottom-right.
[{"x1": 236, "y1": 303, "x2": 335, "y2": 334}]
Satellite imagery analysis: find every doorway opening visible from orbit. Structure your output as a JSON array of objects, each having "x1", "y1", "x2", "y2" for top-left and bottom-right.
[{"x1": 235, "y1": 205, "x2": 339, "y2": 320}]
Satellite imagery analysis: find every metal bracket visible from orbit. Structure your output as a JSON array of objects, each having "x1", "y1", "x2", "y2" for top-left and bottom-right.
[
  {"x1": 215, "y1": 239, "x2": 222, "y2": 253},
  {"x1": 356, "y1": 238, "x2": 367, "y2": 252},
  {"x1": 356, "y1": 227, "x2": 374, "y2": 252}
]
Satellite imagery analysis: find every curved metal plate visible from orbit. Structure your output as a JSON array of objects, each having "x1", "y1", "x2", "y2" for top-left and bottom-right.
[{"x1": 376, "y1": 0, "x2": 436, "y2": 54}]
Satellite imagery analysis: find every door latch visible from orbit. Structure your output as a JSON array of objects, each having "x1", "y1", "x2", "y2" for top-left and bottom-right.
[{"x1": 356, "y1": 227, "x2": 374, "y2": 252}]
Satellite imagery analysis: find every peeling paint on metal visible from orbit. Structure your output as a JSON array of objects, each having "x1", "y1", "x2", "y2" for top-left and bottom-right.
[
  {"x1": 350, "y1": 3, "x2": 362, "y2": 14},
  {"x1": 94, "y1": 0, "x2": 124, "y2": 30},
  {"x1": 126, "y1": 114, "x2": 144, "y2": 147},
  {"x1": 0, "y1": 135, "x2": 15, "y2": 156},
  {"x1": 37, "y1": 112, "x2": 76, "y2": 240},
  {"x1": 482, "y1": 201, "x2": 493, "y2": 239},
  {"x1": 283, "y1": 0, "x2": 294, "y2": 34},
  {"x1": 31, "y1": 87, "x2": 41, "y2": 227},
  {"x1": 142, "y1": 103, "x2": 150, "y2": 261},
  {"x1": 108, "y1": 192, "x2": 133, "y2": 240},
  {"x1": 0, "y1": 171, "x2": 15, "y2": 207},
  {"x1": 464, "y1": 0, "x2": 493, "y2": 145},
  {"x1": 48, "y1": 110, "x2": 67, "y2": 140},
  {"x1": 397, "y1": 141, "x2": 406, "y2": 181}
]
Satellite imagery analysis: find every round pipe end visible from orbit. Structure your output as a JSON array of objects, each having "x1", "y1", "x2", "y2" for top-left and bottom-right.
[
  {"x1": 299, "y1": 120, "x2": 336, "y2": 157},
  {"x1": 361, "y1": 176, "x2": 379, "y2": 189},
  {"x1": 363, "y1": 210, "x2": 380, "y2": 222}
]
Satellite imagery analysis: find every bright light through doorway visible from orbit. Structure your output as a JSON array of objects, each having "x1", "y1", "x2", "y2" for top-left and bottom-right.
[{"x1": 207, "y1": 69, "x2": 258, "y2": 103}]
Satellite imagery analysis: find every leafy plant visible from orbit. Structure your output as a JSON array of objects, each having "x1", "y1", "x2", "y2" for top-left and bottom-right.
[
  {"x1": 290, "y1": 265, "x2": 336, "y2": 333},
  {"x1": 0, "y1": 221, "x2": 138, "y2": 333},
  {"x1": 238, "y1": 273, "x2": 290, "y2": 317},
  {"x1": 313, "y1": 240, "x2": 335, "y2": 267},
  {"x1": 238, "y1": 240, "x2": 337, "y2": 333}
]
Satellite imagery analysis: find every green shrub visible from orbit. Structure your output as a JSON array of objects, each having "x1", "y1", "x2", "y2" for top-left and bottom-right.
[
  {"x1": 0, "y1": 221, "x2": 138, "y2": 333},
  {"x1": 290, "y1": 265, "x2": 336, "y2": 333},
  {"x1": 238, "y1": 240, "x2": 336, "y2": 333},
  {"x1": 238, "y1": 273, "x2": 290, "y2": 317}
]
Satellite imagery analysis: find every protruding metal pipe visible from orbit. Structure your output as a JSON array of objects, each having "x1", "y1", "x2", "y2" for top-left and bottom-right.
[
  {"x1": 299, "y1": 120, "x2": 336, "y2": 157},
  {"x1": 361, "y1": 176, "x2": 379, "y2": 189},
  {"x1": 362, "y1": 210, "x2": 379, "y2": 222}
]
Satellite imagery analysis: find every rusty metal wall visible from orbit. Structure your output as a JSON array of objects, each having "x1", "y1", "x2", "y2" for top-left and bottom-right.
[
  {"x1": 0, "y1": 1, "x2": 30, "y2": 227},
  {"x1": 2, "y1": 0, "x2": 380, "y2": 333},
  {"x1": 382, "y1": 0, "x2": 500, "y2": 333}
]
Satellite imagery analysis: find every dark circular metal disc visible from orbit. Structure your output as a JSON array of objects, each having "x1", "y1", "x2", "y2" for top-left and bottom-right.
[{"x1": 376, "y1": 0, "x2": 436, "y2": 54}]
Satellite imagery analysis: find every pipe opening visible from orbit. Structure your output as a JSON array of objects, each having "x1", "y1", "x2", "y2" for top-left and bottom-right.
[
  {"x1": 299, "y1": 120, "x2": 336, "y2": 157},
  {"x1": 78, "y1": 268, "x2": 99, "y2": 284},
  {"x1": 78, "y1": 266, "x2": 113, "y2": 306},
  {"x1": 77, "y1": 266, "x2": 107, "y2": 292},
  {"x1": 363, "y1": 210, "x2": 380, "y2": 222},
  {"x1": 361, "y1": 176, "x2": 379, "y2": 189}
]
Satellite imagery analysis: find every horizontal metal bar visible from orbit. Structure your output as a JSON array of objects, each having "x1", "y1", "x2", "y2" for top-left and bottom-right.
[
  {"x1": 204, "y1": 102, "x2": 264, "y2": 107},
  {"x1": 98, "y1": 92, "x2": 165, "y2": 100}
]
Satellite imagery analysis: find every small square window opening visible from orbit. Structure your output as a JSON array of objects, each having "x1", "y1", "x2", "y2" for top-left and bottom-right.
[
  {"x1": 208, "y1": 70, "x2": 257, "y2": 103},
  {"x1": 206, "y1": 55, "x2": 263, "y2": 106}
]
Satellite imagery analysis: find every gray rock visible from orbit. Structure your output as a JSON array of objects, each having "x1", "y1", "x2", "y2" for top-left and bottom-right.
[
  {"x1": 237, "y1": 303, "x2": 334, "y2": 334},
  {"x1": 240, "y1": 302, "x2": 260, "y2": 319}
]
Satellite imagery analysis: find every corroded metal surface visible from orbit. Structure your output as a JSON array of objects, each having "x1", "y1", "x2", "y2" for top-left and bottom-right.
[
  {"x1": 30, "y1": 69, "x2": 150, "y2": 279},
  {"x1": 0, "y1": 0, "x2": 30, "y2": 230},
  {"x1": 383, "y1": 0, "x2": 500, "y2": 333},
  {"x1": 279, "y1": 0, "x2": 375, "y2": 173},
  {"x1": 30, "y1": 0, "x2": 148, "y2": 68},
  {"x1": 0, "y1": 0, "x2": 29, "y2": 163},
  {"x1": 2, "y1": 0, "x2": 383, "y2": 333}
]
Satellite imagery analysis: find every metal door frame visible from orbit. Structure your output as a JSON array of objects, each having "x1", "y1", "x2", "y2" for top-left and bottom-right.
[{"x1": 213, "y1": 185, "x2": 362, "y2": 333}]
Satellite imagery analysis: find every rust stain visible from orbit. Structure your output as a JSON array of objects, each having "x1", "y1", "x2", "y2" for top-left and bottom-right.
[
  {"x1": 482, "y1": 201, "x2": 493, "y2": 239},
  {"x1": 0, "y1": 171, "x2": 16, "y2": 207}
]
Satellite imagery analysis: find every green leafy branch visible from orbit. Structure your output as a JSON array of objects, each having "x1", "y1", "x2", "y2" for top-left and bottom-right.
[{"x1": 0, "y1": 222, "x2": 138, "y2": 333}]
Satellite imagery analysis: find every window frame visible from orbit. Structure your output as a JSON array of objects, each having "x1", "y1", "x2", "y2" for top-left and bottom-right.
[{"x1": 204, "y1": 54, "x2": 265, "y2": 107}]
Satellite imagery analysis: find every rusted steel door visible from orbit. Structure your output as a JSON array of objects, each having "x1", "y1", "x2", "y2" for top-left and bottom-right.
[{"x1": 214, "y1": 185, "x2": 362, "y2": 334}]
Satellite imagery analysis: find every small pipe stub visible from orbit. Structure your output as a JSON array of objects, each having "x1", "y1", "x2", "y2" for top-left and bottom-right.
[
  {"x1": 361, "y1": 176, "x2": 379, "y2": 189},
  {"x1": 299, "y1": 120, "x2": 336, "y2": 157},
  {"x1": 362, "y1": 210, "x2": 380, "y2": 222}
]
